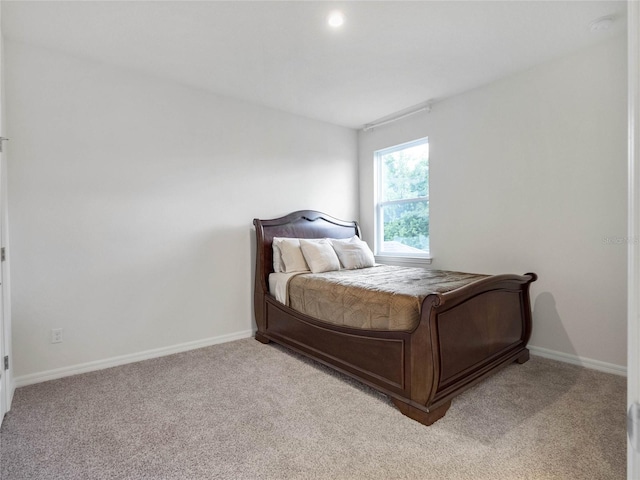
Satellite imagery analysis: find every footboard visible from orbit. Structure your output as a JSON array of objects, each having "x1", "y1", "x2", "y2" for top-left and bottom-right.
[{"x1": 394, "y1": 273, "x2": 537, "y2": 424}]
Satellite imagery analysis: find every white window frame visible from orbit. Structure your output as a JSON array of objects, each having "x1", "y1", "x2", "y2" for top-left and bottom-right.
[{"x1": 374, "y1": 137, "x2": 431, "y2": 264}]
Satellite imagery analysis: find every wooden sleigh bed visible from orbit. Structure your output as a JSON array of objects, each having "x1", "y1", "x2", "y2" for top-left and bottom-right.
[{"x1": 253, "y1": 210, "x2": 537, "y2": 426}]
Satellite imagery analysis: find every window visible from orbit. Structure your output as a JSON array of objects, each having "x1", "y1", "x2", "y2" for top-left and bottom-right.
[{"x1": 374, "y1": 138, "x2": 429, "y2": 258}]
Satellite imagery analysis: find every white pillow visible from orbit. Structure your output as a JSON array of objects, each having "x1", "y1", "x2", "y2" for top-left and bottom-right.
[
  {"x1": 272, "y1": 237, "x2": 285, "y2": 272},
  {"x1": 276, "y1": 238, "x2": 310, "y2": 273},
  {"x1": 299, "y1": 238, "x2": 341, "y2": 273},
  {"x1": 330, "y1": 236, "x2": 375, "y2": 269}
]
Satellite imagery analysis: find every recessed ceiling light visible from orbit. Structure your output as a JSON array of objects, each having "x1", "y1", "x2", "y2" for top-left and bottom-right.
[
  {"x1": 327, "y1": 10, "x2": 345, "y2": 28},
  {"x1": 589, "y1": 15, "x2": 616, "y2": 32}
]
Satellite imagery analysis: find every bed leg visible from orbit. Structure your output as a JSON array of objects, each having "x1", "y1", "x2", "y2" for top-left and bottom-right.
[
  {"x1": 255, "y1": 332, "x2": 271, "y2": 344},
  {"x1": 515, "y1": 349, "x2": 530, "y2": 364},
  {"x1": 391, "y1": 398, "x2": 452, "y2": 426}
]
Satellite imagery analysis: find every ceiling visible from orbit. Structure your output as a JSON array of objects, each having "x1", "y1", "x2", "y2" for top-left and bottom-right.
[{"x1": 2, "y1": 1, "x2": 627, "y2": 129}]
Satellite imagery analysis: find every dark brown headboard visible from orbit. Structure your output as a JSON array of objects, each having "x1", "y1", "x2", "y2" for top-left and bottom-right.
[{"x1": 253, "y1": 210, "x2": 361, "y2": 295}]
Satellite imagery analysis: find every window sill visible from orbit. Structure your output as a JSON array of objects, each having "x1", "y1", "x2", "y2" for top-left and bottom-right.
[{"x1": 375, "y1": 255, "x2": 433, "y2": 267}]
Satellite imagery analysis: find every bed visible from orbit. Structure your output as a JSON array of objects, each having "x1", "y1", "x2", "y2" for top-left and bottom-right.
[{"x1": 253, "y1": 210, "x2": 537, "y2": 426}]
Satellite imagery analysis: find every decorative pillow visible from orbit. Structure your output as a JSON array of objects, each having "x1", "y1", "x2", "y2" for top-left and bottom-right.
[
  {"x1": 276, "y1": 238, "x2": 310, "y2": 273},
  {"x1": 330, "y1": 236, "x2": 375, "y2": 269},
  {"x1": 299, "y1": 238, "x2": 341, "y2": 273}
]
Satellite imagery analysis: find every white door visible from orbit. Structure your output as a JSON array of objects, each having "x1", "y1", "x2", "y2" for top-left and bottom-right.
[
  {"x1": 0, "y1": 123, "x2": 5, "y2": 426},
  {"x1": 0, "y1": 0, "x2": 8, "y2": 426},
  {"x1": 0, "y1": 236, "x2": 5, "y2": 424},
  {"x1": 629, "y1": 1, "x2": 640, "y2": 477},
  {"x1": 0, "y1": 142, "x2": 5, "y2": 423}
]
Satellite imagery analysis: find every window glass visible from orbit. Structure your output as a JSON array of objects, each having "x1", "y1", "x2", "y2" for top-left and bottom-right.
[{"x1": 375, "y1": 138, "x2": 429, "y2": 257}]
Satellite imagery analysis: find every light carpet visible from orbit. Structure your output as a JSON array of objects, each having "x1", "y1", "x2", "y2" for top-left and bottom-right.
[{"x1": 0, "y1": 338, "x2": 626, "y2": 479}]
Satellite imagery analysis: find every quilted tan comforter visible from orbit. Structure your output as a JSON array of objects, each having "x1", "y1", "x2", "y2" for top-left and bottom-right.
[{"x1": 288, "y1": 265, "x2": 487, "y2": 331}]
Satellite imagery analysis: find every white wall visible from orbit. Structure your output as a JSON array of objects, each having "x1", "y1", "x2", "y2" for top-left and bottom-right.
[
  {"x1": 5, "y1": 33, "x2": 627, "y2": 378},
  {"x1": 5, "y1": 41, "x2": 358, "y2": 379},
  {"x1": 359, "y1": 36, "x2": 628, "y2": 369}
]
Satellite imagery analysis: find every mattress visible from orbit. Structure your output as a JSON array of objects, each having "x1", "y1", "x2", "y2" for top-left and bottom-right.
[{"x1": 270, "y1": 265, "x2": 487, "y2": 331}]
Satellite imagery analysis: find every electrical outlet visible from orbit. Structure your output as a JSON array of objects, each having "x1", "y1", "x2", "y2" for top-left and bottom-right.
[{"x1": 51, "y1": 328, "x2": 63, "y2": 344}]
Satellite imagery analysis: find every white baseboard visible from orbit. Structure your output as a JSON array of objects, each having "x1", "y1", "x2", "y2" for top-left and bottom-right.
[
  {"x1": 529, "y1": 345, "x2": 627, "y2": 377},
  {"x1": 14, "y1": 329, "x2": 255, "y2": 388},
  {"x1": 8, "y1": 378, "x2": 15, "y2": 409},
  {"x1": 12, "y1": 334, "x2": 626, "y2": 388}
]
